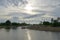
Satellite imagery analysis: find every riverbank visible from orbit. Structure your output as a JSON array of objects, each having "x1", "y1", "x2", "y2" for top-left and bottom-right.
[{"x1": 26, "y1": 27, "x2": 60, "y2": 32}]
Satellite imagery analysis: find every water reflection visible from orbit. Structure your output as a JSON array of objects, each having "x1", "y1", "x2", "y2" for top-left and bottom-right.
[
  {"x1": 51, "y1": 32, "x2": 60, "y2": 40},
  {"x1": 5, "y1": 29, "x2": 10, "y2": 32},
  {"x1": 26, "y1": 29, "x2": 31, "y2": 40},
  {"x1": 0, "y1": 28, "x2": 60, "y2": 40},
  {"x1": 11, "y1": 29, "x2": 18, "y2": 40},
  {"x1": 4, "y1": 26, "x2": 17, "y2": 32}
]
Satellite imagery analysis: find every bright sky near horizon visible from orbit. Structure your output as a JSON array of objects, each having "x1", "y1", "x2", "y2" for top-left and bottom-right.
[{"x1": 0, "y1": 0, "x2": 60, "y2": 24}]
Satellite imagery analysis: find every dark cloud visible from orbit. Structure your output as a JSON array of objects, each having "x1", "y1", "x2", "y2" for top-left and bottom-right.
[
  {"x1": 24, "y1": 13, "x2": 45, "y2": 19},
  {"x1": 0, "y1": 0, "x2": 28, "y2": 7}
]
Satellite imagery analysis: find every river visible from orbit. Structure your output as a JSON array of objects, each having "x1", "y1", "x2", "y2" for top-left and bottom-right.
[{"x1": 0, "y1": 27, "x2": 60, "y2": 40}]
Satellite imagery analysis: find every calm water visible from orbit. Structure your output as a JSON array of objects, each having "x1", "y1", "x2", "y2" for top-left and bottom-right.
[{"x1": 0, "y1": 27, "x2": 60, "y2": 40}]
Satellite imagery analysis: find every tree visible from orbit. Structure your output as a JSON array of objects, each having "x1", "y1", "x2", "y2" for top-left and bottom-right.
[
  {"x1": 51, "y1": 18, "x2": 54, "y2": 23},
  {"x1": 5, "y1": 20, "x2": 11, "y2": 26},
  {"x1": 52, "y1": 20, "x2": 58, "y2": 27},
  {"x1": 43, "y1": 21, "x2": 50, "y2": 25}
]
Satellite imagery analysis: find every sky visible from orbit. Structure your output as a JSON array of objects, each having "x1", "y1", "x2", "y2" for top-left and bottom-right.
[{"x1": 0, "y1": 0, "x2": 60, "y2": 24}]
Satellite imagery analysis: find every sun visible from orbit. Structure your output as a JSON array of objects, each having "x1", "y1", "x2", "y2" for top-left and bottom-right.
[
  {"x1": 24, "y1": 4, "x2": 33, "y2": 11},
  {"x1": 23, "y1": 4, "x2": 37, "y2": 15}
]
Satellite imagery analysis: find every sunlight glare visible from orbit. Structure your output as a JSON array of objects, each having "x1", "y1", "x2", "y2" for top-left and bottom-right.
[
  {"x1": 23, "y1": 4, "x2": 37, "y2": 15},
  {"x1": 24, "y1": 4, "x2": 33, "y2": 11},
  {"x1": 26, "y1": 30, "x2": 31, "y2": 40}
]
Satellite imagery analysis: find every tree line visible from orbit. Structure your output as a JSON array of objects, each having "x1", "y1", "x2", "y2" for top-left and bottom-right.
[
  {"x1": 0, "y1": 17, "x2": 60, "y2": 29},
  {"x1": 0, "y1": 20, "x2": 30, "y2": 29},
  {"x1": 0, "y1": 20, "x2": 29, "y2": 26},
  {"x1": 42, "y1": 18, "x2": 60, "y2": 27}
]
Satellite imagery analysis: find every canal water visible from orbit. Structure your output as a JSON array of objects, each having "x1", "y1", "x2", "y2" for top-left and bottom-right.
[{"x1": 0, "y1": 27, "x2": 60, "y2": 40}]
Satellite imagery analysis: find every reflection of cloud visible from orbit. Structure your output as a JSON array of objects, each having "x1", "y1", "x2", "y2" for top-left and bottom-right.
[{"x1": 26, "y1": 30, "x2": 31, "y2": 40}]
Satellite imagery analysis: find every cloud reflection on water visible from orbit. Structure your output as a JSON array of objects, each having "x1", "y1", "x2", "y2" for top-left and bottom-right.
[{"x1": 26, "y1": 29, "x2": 31, "y2": 40}]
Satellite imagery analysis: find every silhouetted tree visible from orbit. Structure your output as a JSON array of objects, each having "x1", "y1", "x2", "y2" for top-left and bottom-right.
[
  {"x1": 52, "y1": 20, "x2": 58, "y2": 27},
  {"x1": 51, "y1": 18, "x2": 54, "y2": 23},
  {"x1": 5, "y1": 20, "x2": 11, "y2": 26},
  {"x1": 20, "y1": 22, "x2": 27, "y2": 26},
  {"x1": 43, "y1": 21, "x2": 50, "y2": 25}
]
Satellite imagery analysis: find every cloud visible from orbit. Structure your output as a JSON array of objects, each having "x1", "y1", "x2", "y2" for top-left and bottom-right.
[
  {"x1": 8, "y1": 12, "x2": 30, "y2": 17},
  {"x1": 0, "y1": 0, "x2": 60, "y2": 24},
  {"x1": 24, "y1": 13, "x2": 45, "y2": 19},
  {"x1": 52, "y1": 7, "x2": 60, "y2": 17},
  {"x1": 0, "y1": 0, "x2": 28, "y2": 7}
]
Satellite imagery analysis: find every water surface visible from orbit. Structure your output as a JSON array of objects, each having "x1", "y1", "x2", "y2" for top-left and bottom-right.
[{"x1": 0, "y1": 27, "x2": 60, "y2": 40}]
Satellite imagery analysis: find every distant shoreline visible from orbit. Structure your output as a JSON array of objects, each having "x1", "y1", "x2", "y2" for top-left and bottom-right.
[
  {"x1": 26, "y1": 27, "x2": 60, "y2": 32},
  {"x1": 0, "y1": 25, "x2": 60, "y2": 32}
]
